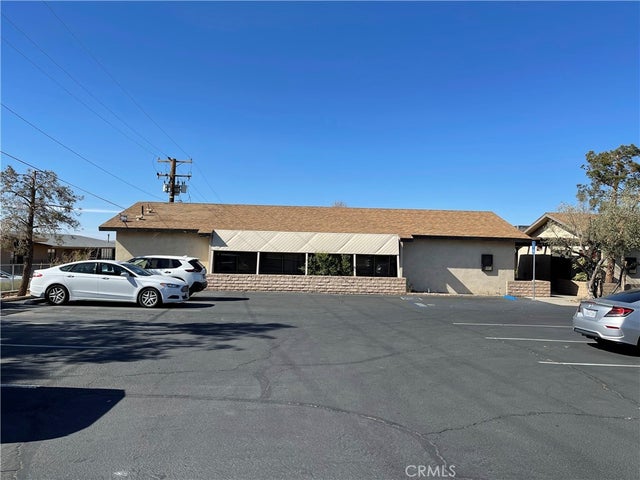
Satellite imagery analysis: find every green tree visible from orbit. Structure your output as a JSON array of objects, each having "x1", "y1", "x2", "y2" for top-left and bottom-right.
[
  {"x1": 578, "y1": 144, "x2": 640, "y2": 208},
  {"x1": 578, "y1": 144, "x2": 640, "y2": 283},
  {"x1": 1, "y1": 166, "x2": 82, "y2": 296},
  {"x1": 307, "y1": 253, "x2": 353, "y2": 276}
]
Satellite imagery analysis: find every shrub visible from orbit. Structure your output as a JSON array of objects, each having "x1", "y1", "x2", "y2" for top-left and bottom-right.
[{"x1": 307, "y1": 253, "x2": 353, "y2": 276}]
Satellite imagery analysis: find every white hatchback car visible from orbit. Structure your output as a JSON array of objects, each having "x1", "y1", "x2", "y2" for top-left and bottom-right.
[
  {"x1": 127, "y1": 255, "x2": 208, "y2": 295},
  {"x1": 29, "y1": 260, "x2": 189, "y2": 308}
]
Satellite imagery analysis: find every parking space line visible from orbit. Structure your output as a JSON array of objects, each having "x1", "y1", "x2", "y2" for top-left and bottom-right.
[
  {"x1": 539, "y1": 361, "x2": 640, "y2": 368},
  {"x1": 485, "y1": 337, "x2": 588, "y2": 343},
  {"x1": 454, "y1": 322, "x2": 571, "y2": 328}
]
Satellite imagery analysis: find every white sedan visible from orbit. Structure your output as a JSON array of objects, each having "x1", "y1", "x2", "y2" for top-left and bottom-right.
[{"x1": 29, "y1": 260, "x2": 189, "y2": 308}]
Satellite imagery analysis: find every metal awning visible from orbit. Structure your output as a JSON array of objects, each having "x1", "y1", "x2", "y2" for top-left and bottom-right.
[{"x1": 211, "y1": 230, "x2": 399, "y2": 255}]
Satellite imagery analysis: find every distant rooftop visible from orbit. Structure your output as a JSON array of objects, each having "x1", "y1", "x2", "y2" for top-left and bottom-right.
[{"x1": 38, "y1": 234, "x2": 115, "y2": 249}]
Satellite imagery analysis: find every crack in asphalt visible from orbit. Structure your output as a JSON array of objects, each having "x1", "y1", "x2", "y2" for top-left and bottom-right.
[
  {"x1": 125, "y1": 391, "x2": 451, "y2": 467},
  {"x1": 576, "y1": 368, "x2": 638, "y2": 404},
  {"x1": 270, "y1": 348, "x2": 424, "y2": 368},
  {"x1": 425, "y1": 410, "x2": 639, "y2": 436},
  {"x1": 0, "y1": 443, "x2": 23, "y2": 480}
]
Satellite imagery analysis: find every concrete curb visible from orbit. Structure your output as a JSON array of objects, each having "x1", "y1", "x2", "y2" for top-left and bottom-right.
[{"x1": 1, "y1": 295, "x2": 32, "y2": 302}]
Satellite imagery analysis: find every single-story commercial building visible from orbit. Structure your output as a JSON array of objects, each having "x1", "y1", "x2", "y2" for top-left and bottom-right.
[{"x1": 99, "y1": 202, "x2": 532, "y2": 295}]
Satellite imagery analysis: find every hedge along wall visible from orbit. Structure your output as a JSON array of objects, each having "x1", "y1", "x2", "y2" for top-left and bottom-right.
[{"x1": 206, "y1": 274, "x2": 407, "y2": 295}]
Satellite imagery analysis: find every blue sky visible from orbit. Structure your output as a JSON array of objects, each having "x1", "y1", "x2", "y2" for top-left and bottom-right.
[{"x1": 2, "y1": 1, "x2": 639, "y2": 240}]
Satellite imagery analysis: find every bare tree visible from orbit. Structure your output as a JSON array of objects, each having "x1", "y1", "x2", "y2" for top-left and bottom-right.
[
  {"x1": 547, "y1": 204, "x2": 605, "y2": 298},
  {"x1": 1, "y1": 166, "x2": 82, "y2": 296}
]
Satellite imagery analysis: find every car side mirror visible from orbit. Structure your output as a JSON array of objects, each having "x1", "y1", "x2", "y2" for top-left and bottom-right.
[{"x1": 120, "y1": 271, "x2": 132, "y2": 277}]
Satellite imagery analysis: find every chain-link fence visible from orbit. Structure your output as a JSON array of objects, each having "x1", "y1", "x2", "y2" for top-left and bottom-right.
[{"x1": 1, "y1": 263, "x2": 53, "y2": 292}]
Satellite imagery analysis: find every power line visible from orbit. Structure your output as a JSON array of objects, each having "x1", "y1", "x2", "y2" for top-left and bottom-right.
[
  {"x1": 1, "y1": 150, "x2": 127, "y2": 210},
  {"x1": 31, "y1": 3, "x2": 223, "y2": 205},
  {"x1": 192, "y1": 161, "x2": 224, "y2": 203},
  {"x1": 1, "y1": 12, "x2": 170, "y2": 159},
  {"x1": 2, "y1": 103, "x2": 165, "y2": 201},
  {"x1": 43, "y1": 0, "x2": 192, "y2": 159},
  {"x1": 2, "y1": 37, "x2": 163, "y2": 159}
]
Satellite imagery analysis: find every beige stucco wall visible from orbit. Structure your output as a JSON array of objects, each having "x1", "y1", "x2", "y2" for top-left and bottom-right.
[
  {"x1": 402, "y1": 238, "x2": 515, "y2": 295},
  {"x1": 114, "y1": 231, "x2": 210, "y2": 264},
  {"x1": 532, "y1": 223, "x2": 575, "y2": 239}
]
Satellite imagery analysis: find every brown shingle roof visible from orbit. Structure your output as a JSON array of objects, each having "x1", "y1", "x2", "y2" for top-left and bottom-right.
[{"x1": 99, "y1": 202, "x2": 531, "y2": 240}]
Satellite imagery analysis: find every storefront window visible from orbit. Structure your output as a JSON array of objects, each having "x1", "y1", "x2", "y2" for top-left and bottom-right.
[
  {"x1": 259, "y1": 253, "x2": 305, "y2": 275},
  {"x1": 214, "y1": 251, "x2": 257, "y2": 274},
  {"x1": 356, "y1": 255, "x2": 397, "y2": 277}
]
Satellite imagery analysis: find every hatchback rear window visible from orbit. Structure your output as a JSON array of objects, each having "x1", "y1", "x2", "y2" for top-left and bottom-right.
[{"x1": 188, "y1": 260, "x2": 204, "y2": 272}]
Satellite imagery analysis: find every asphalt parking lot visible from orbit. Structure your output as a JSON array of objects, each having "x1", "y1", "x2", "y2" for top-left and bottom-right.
[{"x1": 1, "y1": 293, "x2": 639, "y2": 480}]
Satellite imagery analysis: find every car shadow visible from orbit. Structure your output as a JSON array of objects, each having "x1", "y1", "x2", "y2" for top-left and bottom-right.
[
  {"x1": 31, "y1": 300, "x2": 215, "y2": 309},
  {"x1": 192, "y1": 295, "x2": 250, "y2": 302},
  {"x1": 587, "y1": 341, "x2": 640, "y2": 357},
  {"x1": 176, "y1": 301, "x2": 216, "y2": 309},
  {"x1": 1, "y1": 385, "x2": 125, "y2": 443}
]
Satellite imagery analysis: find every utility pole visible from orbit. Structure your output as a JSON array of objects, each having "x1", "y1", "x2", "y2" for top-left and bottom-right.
[
  {"x1": 157, "y1": 157, "x2": 192, "y2": 202},
  {"x1": 20, "y1": 170, "x2": 37, "y2": 296}
]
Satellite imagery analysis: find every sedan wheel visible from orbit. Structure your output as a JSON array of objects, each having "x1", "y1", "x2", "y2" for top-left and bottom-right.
[
  {"x1": 46, "y1": 285, "x2": 68, "y2": 305},
  {"x1": 138, "y1": 287, "x2": 161, "y2": 308}
]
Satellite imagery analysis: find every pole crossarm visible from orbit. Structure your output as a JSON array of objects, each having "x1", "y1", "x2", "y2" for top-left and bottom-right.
[{"x1": 157, "y1": 157, "x2": 192, "y2": 202}]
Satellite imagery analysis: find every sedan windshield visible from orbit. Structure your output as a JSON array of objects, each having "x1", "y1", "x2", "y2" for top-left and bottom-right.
[{"x1": 121, "y1": 263, "x2": 152, "y2": 276}]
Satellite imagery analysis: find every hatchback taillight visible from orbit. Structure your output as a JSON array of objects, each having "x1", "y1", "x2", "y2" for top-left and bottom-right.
[
  {"x1": 32, "y1": 272, "x2": 43, "y2": 278},
  {"x1": 605, "y1": 306, "x2": 634, "y2": 317}
]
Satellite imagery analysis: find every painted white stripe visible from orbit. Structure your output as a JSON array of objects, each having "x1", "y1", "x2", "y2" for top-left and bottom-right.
[
  {"x1": 539, "y1": 361, "x2": 640, "y2": 368},
  {"x1": 1, "y1": 343, "x2": 115, "y2": 350},
  {"x1": 414, "y1": 303, "x2": 427, "y2": 307},
  {"x1": 454, "y1": 322, "x2": 571, "y2": 328},
  {"x1": 486, "y1": 337, "x2": 588, "y2": 343}
]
